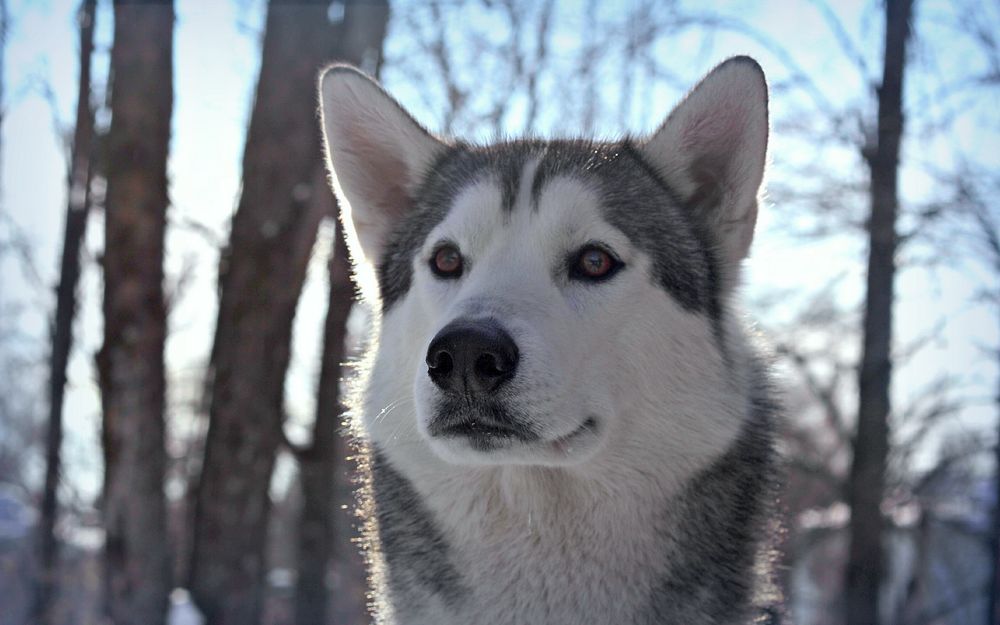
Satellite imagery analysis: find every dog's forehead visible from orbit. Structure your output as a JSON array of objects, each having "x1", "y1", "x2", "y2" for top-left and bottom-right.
[
  {"x1": 422, "y1": 140, "x2": 645, "y2": 237},
  {"x1": 441, "y1": 159, "x2": 609, "y2": 242},
  {"x1": 377, "y1": 139, "x2": 718, "y2": 314},
  {"x1": 422, "y1": 140, "x2": 617, "y2": 213}
]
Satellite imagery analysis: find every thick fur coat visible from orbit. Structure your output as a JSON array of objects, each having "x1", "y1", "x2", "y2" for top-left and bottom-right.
[{"x1": 319, "y1": 56, "x2": 780, "y2": 624}]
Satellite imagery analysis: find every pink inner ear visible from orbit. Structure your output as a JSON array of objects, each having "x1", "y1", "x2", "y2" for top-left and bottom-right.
[
  {"x1": 375, "y1": 177, "x2": 413, "y2": 222},
  {"x1": 681, "y1": 103, "x2": 747, "y2": 173},
  {"x1": 344, "y1": 128, "x2": 413, "y2": 222}
]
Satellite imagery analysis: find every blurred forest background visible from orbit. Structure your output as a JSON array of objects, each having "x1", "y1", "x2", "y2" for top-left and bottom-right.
[{"x1": 0, "y1": 0, "x2": 997, "y2": 624}]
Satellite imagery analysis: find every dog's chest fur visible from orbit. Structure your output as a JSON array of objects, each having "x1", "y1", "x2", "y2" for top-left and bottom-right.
[
  {"x1": 368, "y1": 388, "x2": 775, "y2": 625},
  {"x1": 382, "y1": 466, "x2": 664, "y2": 624}
]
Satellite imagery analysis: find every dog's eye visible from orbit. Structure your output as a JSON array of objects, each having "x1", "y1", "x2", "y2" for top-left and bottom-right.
[
  {"x1": 431, "y1": 244, "x2": 463, "y2": 278},
  {"x1": 570, "y1": 245, "x2": 622, "y2": 282}
]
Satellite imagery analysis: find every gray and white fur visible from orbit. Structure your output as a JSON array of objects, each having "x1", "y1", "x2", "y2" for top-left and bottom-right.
[{"x1": 318, "y1": 56, "x2": 780, "y2": 625}]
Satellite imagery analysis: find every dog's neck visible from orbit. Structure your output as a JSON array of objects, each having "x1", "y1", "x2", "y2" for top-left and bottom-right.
[{"x1": 365, "y1": 378, "x2": 777, "y2": 625}]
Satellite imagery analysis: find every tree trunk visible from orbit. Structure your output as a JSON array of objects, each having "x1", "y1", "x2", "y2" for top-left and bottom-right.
[
  {"x1": 321, "y1": 419, "x2": 372, "y2": 625},
  {"x1": 34, "y1": 1, "x2": 97, "y2": 622},
  {"x1": 990, "y1": 311, "x2": 1000, "y2": 625},
  {"x1": 98, "y1": 2, "x2": 174, "y2": 624},
  {"x1": 294, "y1": 216, "x2": 356, "y2": 625},
  {"x1": 188, "y1": 2, "x2": 387, "y2": 624},
  {"x1": 293, "y1": 7, "x2": 389, "y2": 624},
  {"x1": 845, "y1": 1, "x2": 913, "y2": 624}
]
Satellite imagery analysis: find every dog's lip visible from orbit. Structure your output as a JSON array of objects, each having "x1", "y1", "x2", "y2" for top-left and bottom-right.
[
  {"x1": 434, "y1": 420, "x2": 524, "y2": 440},
  {"x1": 548, "y1": 416, "x2": 599, "y2": 453}
]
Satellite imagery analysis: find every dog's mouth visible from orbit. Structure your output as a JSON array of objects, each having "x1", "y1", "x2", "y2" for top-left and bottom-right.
[
  {"x1": 432, "y1": 419, "x2": 533, "y2": 451},
  {"x1": 425, "y1": 397, "x2": 604, "y2": 463},
  {"x1": 426, "y1": 397, "x2": 538, "y2": 451},
  {"x1": 548, "y1": 416, "x2": 600, "y2": 454}
]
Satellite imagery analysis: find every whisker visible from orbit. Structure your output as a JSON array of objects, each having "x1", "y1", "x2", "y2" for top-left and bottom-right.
[{"x1": 373, "y1": 396, "x2": 413, "y2": 423}]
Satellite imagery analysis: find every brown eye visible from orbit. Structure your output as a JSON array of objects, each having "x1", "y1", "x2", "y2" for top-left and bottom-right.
[
  {"x1": 570, "y1": 245, "x2": 622, "y2": 282},
  {"x1": 431, "y1": 245, "x2": 463, "y2": 278},
  {"x1": 579, "y1": 248, "x2": 612, "y2": 277}
]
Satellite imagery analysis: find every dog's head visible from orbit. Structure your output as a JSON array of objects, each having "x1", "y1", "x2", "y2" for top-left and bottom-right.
[{"x1": 319, "y1": 58, "x2": 768, "y2": 470}]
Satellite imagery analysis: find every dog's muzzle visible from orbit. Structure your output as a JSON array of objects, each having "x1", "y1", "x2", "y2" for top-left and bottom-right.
[{"x1": 424, "y1": 319, "x2": 535, "y2": 446}]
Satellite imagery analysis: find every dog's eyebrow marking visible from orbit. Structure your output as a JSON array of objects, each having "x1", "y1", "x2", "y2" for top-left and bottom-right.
[
  {"x1": 530, "y1": 146, "x2": 553, "y2": 208},
  {"x1": 495, "y1": 149, "x2": 525, "y2": 214},
  {"x1": 517, "y1": 157, "x2": 541, "y2": 214},
  {"x1": 529, "y1": 141, "x2": 607, "y2": 209}
]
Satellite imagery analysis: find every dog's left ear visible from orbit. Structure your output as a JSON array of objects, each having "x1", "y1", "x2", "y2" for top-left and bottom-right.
[
  {"x1": 318, "y1": 64, "x2": 447, "y2": 269},
  {"x1": 640, "y1": 56, "x2": 768, "y2": 267}
]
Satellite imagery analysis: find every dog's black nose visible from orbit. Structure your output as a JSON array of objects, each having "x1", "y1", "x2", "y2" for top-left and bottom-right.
[{"x1": 426, "y1": 319, "x2": 519, "y2": 395}]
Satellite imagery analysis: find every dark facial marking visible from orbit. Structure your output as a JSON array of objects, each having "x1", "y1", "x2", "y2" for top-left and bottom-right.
[
  {"x1": 376, "y1": 138, "x2": 726, "y2": 333},
  {"x1": 641, "y1": 362, "x2": 779, "y2": 623},
  {"x1": 530, "y1": 139, "x2": 722, "y2": 317},
  {"x1": 371, "y1": 449, "x2": 469, "y2": 606},
  {"x1": 376, "y1": 142, "x2": 539, "y2": 310}
]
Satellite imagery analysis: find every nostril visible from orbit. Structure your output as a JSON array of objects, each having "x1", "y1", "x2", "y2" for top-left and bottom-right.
[
  {"x1": 474, "y1": 353, "x2": 503, "y2": 379},
  {"x1": 425, "y1": 319, "x2": 518, "y2": 394},
  {"x1": 428, "y1": 349, "x2": 454, "y2": 375}
]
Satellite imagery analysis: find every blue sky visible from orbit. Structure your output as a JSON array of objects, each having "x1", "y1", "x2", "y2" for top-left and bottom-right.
[{"x1": 2, "y1": 0, "x2": 997, "y2": 500}]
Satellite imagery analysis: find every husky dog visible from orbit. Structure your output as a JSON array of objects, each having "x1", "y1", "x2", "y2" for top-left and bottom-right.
[{"x1": 318, "y1": 56, "x2": 778, "y2": 625}]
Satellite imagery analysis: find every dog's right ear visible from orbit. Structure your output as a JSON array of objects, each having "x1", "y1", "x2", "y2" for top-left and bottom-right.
[
  {"x1": 639, "y1": 56, "x2": 768, "y2": 275},
  {"x1": 319, "y1": 65, "x2": 446, "y2": 265}
]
